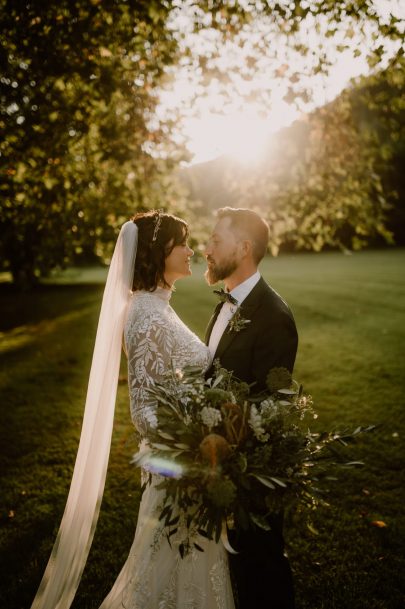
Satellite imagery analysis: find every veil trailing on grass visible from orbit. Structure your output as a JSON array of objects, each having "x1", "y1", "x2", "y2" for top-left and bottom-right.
[{"x1": 31, "y1": 221, "x2": 138, "y2": 609}]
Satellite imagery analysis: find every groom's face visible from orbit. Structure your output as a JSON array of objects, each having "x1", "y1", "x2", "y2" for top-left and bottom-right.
[{"x1": 204, "y1": 217, "x2": 242, "y2": 285}]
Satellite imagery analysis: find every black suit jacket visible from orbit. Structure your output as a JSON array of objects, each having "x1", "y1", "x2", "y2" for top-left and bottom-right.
[
  {"x1": 205, "y1": 277, "x2": 298, "y2": 389},
  {"x1": 205, "y1": 277, "x2": 298, "y2": 609}
]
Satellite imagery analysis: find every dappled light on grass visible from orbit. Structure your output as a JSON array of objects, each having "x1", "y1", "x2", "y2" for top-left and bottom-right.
[
  {"x1": 0, "y1": 282, "x2": 140, "y2": 609},
  {"x1": 43, "y1": 266, "x2": 108, "y2": 285},
  {"x1": 0, "y1": 328, "x2": 34, "y2": 354},
  {"x1": 0, "y1": 250, "x2": 404, "y2": 609},
  {"x1": 0, "y1": 307, "x2": 96, "y2": 356}
]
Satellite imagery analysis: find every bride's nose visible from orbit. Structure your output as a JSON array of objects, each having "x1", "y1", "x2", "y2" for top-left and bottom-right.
[{"x1": 187, "y1": 245, "x2": 194, "y2": 257}]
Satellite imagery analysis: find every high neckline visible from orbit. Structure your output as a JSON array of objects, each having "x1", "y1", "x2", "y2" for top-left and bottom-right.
[{"x1": 153, "y1": 286, "x2": 172, "y2": 301}]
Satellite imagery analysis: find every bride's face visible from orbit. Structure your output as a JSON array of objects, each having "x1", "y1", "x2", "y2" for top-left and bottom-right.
[{"x1": 164, "y1": 238, "x2": 194, "y2": 286}]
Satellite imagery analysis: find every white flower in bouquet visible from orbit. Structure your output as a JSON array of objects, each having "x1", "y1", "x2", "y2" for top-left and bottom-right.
[
  {"x1": 200, "y1": 406, "x2": 222, "y2": 431},
  {"x1": 260, "y1": 398, "x2": 278, "y2": 420},
  {"x1": 249, "y1": 405, "x2": 269, "y2": 442},
  {"x1": 135, "y1": 363, "x2": 375, "y2": 555},
  {"x1": 183, "y1": 414, "x2": 192, "y2": 426}
]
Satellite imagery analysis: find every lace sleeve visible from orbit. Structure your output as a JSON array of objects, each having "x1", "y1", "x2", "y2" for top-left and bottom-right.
[{"x1": 125, "y1": 306, "x2": 174, "y2": 434}]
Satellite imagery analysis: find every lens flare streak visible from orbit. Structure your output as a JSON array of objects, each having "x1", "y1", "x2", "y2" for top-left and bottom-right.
[{"x1": 134, "y1": 452, "x2": 184, "y2": 479}]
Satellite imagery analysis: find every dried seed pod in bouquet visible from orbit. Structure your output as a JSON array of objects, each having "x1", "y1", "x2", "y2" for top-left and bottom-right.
[
  {"x1": 199, "y1": 433, "x2": 232, "y2": 468},
  {"x1": 221, "y1": 402, "x2": 247, "y2": 444}
]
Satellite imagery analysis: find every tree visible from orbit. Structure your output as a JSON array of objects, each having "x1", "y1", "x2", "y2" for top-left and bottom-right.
[
  {"x1": 0, "y1": 0, "x2": 182, "y2": 287},
  {"x1": 263, "y1": 51, "x2": 405, "y2": 253},
  {"x1": 179, "y1": 52, "x2": 404, "y2": 254},
  {"x1": 350, "y1": 52, "x2": 405, "y2": 245},
  {"x1": 1, "y1": 0, "x2": 402, "y2": 286}
]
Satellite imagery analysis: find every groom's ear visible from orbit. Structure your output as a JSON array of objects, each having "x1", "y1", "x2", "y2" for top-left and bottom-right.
[{"x1": 240, "y1": 239, "x2": 253, "y2": 259}]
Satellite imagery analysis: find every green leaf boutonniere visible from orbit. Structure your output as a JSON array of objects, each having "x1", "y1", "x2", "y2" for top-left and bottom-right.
[{"x1": 228, "y1": 307, "x2": 251, "y2": 333}]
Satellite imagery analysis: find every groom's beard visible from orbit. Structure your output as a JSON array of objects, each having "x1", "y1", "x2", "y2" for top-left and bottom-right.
[{"x1": 205, "y1": 254, "x2": 238, "y2": 285}]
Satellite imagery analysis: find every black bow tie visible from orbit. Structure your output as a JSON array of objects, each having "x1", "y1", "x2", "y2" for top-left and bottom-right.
[{"x1": 213, "y1": 288, "x2": 238, "y2": 306}]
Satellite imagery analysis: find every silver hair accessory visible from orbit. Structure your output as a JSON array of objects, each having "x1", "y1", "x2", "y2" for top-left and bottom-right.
[{"x1": 152, "y1": 210, "x2": 163, "y2": 242}]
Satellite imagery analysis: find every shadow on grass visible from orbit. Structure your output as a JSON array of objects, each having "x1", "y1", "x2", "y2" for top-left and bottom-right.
[
  {"x1": 0, "y1": 282, "x2": 103, "y2": 332},
  {"x1": 0, "y1": 281, "x2": 110, "y2": 608},
  {"x1": 1, "y1": 252, "x2": 405, "y2": 609}
]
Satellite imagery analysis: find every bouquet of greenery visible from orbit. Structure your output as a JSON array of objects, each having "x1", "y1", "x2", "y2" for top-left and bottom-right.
[{"x1": 133, "y1": 362, "x2": 372, "y2": 556}]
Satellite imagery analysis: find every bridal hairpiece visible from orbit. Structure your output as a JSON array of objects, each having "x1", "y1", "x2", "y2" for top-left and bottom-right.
[{"x1": 152, "y1": 210, "x2": 163, "y2": 242}]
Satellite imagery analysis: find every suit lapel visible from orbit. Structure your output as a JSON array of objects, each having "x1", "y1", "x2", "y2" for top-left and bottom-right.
[
  {"x1": 204, "y1": 301, "x2": 224, "y2": 345},
  {"x1": 213, "y1": 278, "x2": 266, "y2": 360}
]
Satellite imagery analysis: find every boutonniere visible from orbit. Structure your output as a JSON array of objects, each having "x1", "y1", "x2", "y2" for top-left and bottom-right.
[{"x1": 228, "y1": 307, "x2": 251, "y2": 333}]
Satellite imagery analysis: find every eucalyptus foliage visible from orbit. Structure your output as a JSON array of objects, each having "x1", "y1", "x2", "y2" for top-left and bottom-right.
[{"x1": 134, "y1": 364, "x2": 373, "y2": 556}]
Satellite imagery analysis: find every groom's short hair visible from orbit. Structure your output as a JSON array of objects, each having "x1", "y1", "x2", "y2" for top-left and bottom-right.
[{"x1": 217, "y1": 207, "x2": 269, "y2": 264}]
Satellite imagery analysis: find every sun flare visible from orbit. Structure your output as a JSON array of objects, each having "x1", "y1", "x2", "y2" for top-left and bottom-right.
[{"x1": 183, "y1": 102, "x2": 297, "y2": 165}]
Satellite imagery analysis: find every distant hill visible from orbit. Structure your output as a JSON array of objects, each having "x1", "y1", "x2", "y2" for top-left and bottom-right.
[
  {"x1": 179, "y1": 155, "x2": 240, "y2": 212},
  {"x1": 179, "y1": 118, "x2": 310, "y2": 213}
]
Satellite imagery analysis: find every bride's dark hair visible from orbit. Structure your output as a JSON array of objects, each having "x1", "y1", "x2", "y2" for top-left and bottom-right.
[{"x1": 132, "y1": 210, "x2": 189, "y2": 291}]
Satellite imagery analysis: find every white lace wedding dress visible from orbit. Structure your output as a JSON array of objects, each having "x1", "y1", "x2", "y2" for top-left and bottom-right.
[{"x1": 99, "y1": 287, "x2": 235, "y2": 609}]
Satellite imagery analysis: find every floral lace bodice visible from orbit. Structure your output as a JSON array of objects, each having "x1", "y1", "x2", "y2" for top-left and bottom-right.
[
  {"x1": 102, "y1": 289, "x2": 235, "y2": 609},
  {"x1": 124, "y1": 288, "x2": 210, "y2": 436}
]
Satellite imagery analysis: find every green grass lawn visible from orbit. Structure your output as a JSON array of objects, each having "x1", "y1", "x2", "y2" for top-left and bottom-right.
[{"x1": 1, "y1": 249, "x2": 404, "y2": 609}]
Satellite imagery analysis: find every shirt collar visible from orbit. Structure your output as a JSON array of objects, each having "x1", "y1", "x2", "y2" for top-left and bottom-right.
[{"x1": 229, "y1": 271, "x2": 261, "y2": 305}]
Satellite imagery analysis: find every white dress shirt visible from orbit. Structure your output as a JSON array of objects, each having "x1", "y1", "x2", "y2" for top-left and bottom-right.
[{"x1": 208, "y1": 270, "x2": 261, "y2": 361}]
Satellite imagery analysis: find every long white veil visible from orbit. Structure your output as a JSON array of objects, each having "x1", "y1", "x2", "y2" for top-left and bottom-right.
[{"x1": 31, "y1": 220, "x2": 138, "y2": 609}]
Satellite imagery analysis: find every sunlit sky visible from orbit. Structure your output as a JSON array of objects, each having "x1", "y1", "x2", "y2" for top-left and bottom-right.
[
  {"x1": 179, "y1": 51, "x2": 367, "y2": 165},
  {"x1": 156, "y1": 0, "x2": 404, "y2": 166}
]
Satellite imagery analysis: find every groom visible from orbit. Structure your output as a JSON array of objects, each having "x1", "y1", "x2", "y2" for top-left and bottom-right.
[{"x1": 204, "y1": 207, "x2": 298, "y2": 609}]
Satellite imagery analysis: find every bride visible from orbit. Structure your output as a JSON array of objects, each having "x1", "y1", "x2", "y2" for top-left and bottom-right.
[{"x1": 31, "y1": 211, "x2": 235, "y2": 609}]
